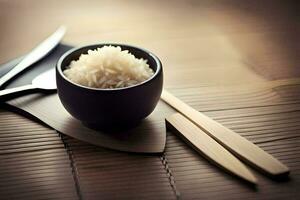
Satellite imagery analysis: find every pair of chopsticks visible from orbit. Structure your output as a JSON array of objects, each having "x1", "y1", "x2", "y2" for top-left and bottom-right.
[{"x1": 162, "y1": 89, "x2": 289, "y2": 184}]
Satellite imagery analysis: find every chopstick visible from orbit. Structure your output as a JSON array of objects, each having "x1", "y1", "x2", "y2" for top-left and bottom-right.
[
  {"x1": 166, "y1": 113, "x2": 257, "y2": 184},
  {"x1": 161, "y1": 89, "x2": 289, "y2": 177}
]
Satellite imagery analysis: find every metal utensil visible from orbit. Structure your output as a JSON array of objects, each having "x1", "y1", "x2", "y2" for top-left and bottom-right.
[
  {"x1": 0, "y1": 68, "x2": 56, "y2": 102},
  {"x1": 0, "y1": 26, "x2": 66, "y2": 88}
]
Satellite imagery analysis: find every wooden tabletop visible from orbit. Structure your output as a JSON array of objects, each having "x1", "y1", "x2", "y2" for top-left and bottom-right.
[
  {"x1": 1, "y1": 0, "x2": 298, "y2": 87},
  {"x1": 0, "y1": 0, "x2": 299, "y2": 199}
]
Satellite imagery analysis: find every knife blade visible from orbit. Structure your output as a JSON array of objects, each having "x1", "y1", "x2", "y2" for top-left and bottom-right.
[{"x1": 0, "y1": 26, "x2": 66, "y2": 88}]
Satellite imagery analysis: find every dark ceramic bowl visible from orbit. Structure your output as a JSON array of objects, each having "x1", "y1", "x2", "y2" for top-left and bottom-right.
[{"x1": 56, "y1": 43, "x2": 163, "y2": 130}]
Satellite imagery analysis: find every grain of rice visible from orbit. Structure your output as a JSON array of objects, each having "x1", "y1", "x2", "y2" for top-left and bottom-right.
[{"x1": 63, "y1": 45, "x2": 154, "y2": 89}]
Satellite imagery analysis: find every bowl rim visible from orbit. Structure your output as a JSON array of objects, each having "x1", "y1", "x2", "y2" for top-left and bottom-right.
[{"x1": 56, "y1": 43, "x2": 162, "y2": 91}]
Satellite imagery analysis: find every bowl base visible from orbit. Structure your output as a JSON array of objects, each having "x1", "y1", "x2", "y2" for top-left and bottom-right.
[{"x1": 83, "y1": 120, "x2": 141, "y2": 133}]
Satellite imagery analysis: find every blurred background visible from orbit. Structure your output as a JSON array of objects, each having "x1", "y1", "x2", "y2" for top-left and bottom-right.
[{"x1": 0, "y1": 0, "x2": 298, "y2": 88}]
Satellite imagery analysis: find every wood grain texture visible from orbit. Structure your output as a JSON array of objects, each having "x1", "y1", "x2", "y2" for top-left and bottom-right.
[
  {"x1": 0, "y1": 110, "x2": 79, "y2": 200},
  {"x1": 166, "y1": 113, "x2": 256, "y2": 184},
  {"x1": 162, "y1": 90, "x2": 290, "y2": 177},
  {"x1": 0, "y1": 78, "x2": 299, "y2": 199},
  {"x1": 0, "y1": 0, "x2": 299, "y2": 199},
  {"x1": 62, "y1": 135, "x2": 176, "y2": 200},
  {"x1": 164, "y1": 82, "x2": 299, "y2": 199},
  {"x1": 165, "y1": 134, "x2": 300, "y2": 200}
]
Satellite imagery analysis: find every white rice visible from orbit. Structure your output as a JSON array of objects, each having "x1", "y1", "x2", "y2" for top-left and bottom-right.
[{"x1": 63, "y1": 45, "x2": 154, "y2": 89}]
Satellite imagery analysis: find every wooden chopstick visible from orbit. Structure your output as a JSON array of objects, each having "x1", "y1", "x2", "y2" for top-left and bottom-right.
[
  {"x1": 166, "y1": 113, "x2": 257, "y2": 184},
  {"x1": 161, "y1": 89, "x2": 289, "y2": 177}
]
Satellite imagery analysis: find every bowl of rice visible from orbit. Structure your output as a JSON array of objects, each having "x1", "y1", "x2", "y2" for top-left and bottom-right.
[{"x1": 56, "y1": 43, "x2": 163, "y2": 130}]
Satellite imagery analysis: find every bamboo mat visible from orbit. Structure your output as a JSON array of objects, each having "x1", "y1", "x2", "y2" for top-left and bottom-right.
[
  {"x1": 163, "y1": 81, "x2": 300, "y2": 199},
  {"x1": 0, "y1": 0, "x2": 298, "y2": 199},
  {"x1": 0, "y1": 111, "x2": 78, "y2": 199},
  {"x1": 0, "y1": 79, "x2": 299, "y2": 199}
]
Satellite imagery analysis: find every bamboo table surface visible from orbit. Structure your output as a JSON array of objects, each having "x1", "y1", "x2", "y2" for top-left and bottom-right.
[{"x1": 0, "y1": 0, "x2": 299, "y2": 199}]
